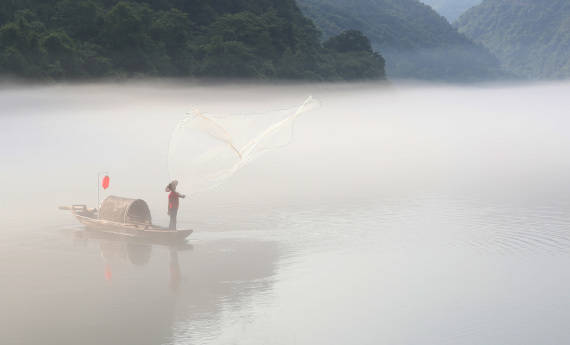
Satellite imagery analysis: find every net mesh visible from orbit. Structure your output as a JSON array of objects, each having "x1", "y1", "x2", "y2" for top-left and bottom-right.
[{"x1": 168, "y1": 96, "x2": 320, "y2": 194}]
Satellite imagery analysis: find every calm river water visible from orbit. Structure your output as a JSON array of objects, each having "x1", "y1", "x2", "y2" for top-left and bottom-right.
[{"x1": 1, "y1": 81, "x2": 569, "y2": 345}]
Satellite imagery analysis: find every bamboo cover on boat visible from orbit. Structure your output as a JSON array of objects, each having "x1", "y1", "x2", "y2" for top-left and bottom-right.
[{"x1": 98, "y1": 196, "x2": 152, "y2": 225}]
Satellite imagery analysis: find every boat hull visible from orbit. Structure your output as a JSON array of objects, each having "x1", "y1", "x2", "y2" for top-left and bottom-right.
[{"x1": 75, "y1": 214, "x2": 192, "y2": 242}]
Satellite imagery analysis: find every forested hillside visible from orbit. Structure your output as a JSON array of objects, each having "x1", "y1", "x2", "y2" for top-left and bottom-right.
[
  {"x1": 0, "y1": 0, "x2": 385, "y2": 80},
  {"x1": 420, "y1": 0, "x2": 481, "y2": 21},
  {"x1": 297, "y1": 0, "x2": 505, "y2": 81},
  {"x1": 456, "y1": 0, "x2": 570, "y2": 79}
]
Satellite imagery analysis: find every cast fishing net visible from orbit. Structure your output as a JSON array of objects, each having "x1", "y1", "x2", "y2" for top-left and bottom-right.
[{"x1": 168, "y1": 96, "x2": 320, "y2": 194}]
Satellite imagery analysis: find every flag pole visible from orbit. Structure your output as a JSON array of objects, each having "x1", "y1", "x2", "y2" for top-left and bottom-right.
[{"x1": 97, "y1": 171, "x2": 109, "y2": 209}]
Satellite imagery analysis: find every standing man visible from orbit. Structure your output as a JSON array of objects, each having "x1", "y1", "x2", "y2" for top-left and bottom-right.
[{"x1": 165, "y1": 180, "x2": 185, "y2": 230}]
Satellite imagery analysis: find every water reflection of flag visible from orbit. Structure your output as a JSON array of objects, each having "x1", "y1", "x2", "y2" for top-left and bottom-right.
[{"x1": 104, "y1": 264, "x2": 112, "y2": 281}]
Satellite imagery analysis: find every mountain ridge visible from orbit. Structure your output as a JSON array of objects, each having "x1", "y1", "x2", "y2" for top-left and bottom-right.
[
  {"x1": 455, "y1": 0, "x2": 570, "y2": 79},
  {"x1": 420, "y1": 0, "x2": 482, "y2": 21},
  {"x1": 297, "y1": 0, "x2": 505, "y2": 81}
]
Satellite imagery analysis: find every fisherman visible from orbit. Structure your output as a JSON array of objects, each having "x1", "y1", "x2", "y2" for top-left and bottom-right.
[{"x1": 165, "y1": 180, "x2": 186, "y2": 230}]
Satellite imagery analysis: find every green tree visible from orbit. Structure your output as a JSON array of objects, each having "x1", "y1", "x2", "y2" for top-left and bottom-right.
[
  {"x1": 0, "y1": 0, "x2": 387, "y2": 80},
  {"x1": 324, "y1": 30, "x2": 373, "y2": 53},
  {"x1": 52, "y1": 0, "x2": 102, "y2": 41}
]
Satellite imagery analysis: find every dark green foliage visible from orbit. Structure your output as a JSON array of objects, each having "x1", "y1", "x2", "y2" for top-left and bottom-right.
[
  {"x1": 297, "y1": 0, "x2": 506, "y2": 81},
  {"x1": 322, "y1": 30, "x2": 385, "y2": 80},
  {"x1": 455, "y1": 0, "x2": 570, "y2": 79},
  {"x1": 324, "y1": 30, "x2": 373, "y2": 53},
  {"x1": 0, "y1": 0, "x2": 386, "y2": 80}
]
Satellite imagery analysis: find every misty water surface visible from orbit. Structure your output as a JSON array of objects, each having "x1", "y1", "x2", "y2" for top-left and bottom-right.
[{"x1": 1, "y1": 81, "x2": 569, "y2": 345}]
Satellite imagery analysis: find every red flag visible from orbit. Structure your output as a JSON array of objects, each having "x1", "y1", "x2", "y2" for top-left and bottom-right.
[{"x1": 102, "y1": 175, "x2": 110, "y2": 190}]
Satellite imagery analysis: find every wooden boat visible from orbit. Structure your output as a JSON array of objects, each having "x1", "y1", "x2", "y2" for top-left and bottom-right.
[
  {"x1": 70, "y1": 227, "x2": 195, "y2": 250},
  {"x1": 60, "y1": 196, "x2": 192, "y2": 243}
]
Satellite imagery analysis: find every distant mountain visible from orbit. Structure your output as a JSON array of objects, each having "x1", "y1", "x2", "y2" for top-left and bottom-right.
[
  {"x1": 0, "y1": 0, "x2": 385, "y2": 80},
  {"x1": 420, "y1": 0, "x2": 482, "y2": 21},
  {"x1": 456, "y1": 0, "x2": 570, "y2": 79},
  {"x1": 298, "y1": 0, "x2": 505, "y2": 81}
]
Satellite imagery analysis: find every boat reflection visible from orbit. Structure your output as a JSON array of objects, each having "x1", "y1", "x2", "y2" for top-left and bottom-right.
[
  {"x1": 26, "y1": 228, "x2": 281, "y2": 345},
  {"x1": 71, "y1": 229, "x2": 190, "y2": 291},
  {"x1": 169, "y1": 249, "x2": 181, "y2": 292}
]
